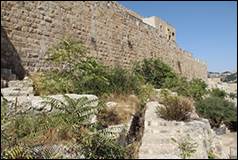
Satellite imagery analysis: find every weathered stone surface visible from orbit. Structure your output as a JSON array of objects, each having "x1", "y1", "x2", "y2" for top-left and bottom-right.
[
  {"x1": 1, "y1": 77, "x2": 34, "y2": 96},
  {"x1": 139, "y1": 101, "x2": 228, "y2": 159},
  {"x1": 1, "y1": 1, "x2": 207, "y2": 81}
]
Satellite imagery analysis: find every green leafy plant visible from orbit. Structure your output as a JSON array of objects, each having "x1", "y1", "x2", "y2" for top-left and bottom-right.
[
  {"x1": 171, "y1": 135, "x2": 198, "y2": 159},
  {"x1": 195, "y1": 96, "x2": 237, "y2": 128},
  {"x1": 108, "y1": 67, "x2": 145, "y2": 95},
  {"x1": 163, "y1": 77, "x2": 207, "y2": 101},
  {"x1": 2, "y1": 145, "x2": 33, "y2": 159},
  {"x1": 42, "y1": 95, "x2": 99, "y2": 126},
  {"x1": 209, "y1": 88, "x2": 227, "y2": 98},
  {"x1": 79, "y1": 131, "x2": 126, "y2": 159},
  {"x1": 134, "y1": 58, "x2": 177, "y2": 88},
  {"x1": 188, "y1": 78, "x2": 207, "y2": 101}
]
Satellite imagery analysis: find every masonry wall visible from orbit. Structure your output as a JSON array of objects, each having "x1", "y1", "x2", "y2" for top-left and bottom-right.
[{"x1": 1, "y1": 1, "x2": 207, "y2": 80}]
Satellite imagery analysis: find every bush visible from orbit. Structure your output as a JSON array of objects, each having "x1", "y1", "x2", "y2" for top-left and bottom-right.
[
  {"x1": 163, "y1": 77, "x2": 207, "y2": 101},
  {"x1": 188, "y1": 78, "x2": 207, "y2": 101},
  {"x1": 209, "y1": 88, "x2": 227, "y2": 98},
  {"x1": 156, "y1": 92, "x2": 194, "y2": 121},
  {"x1": 31, "y1": 72, "x2": 75, "y2": 95},
  {"x1": 195, "y1": 96, "x2": 237, "y2": 128},
  {"x1": 134, "y1": 58, "x2": 177, "y2": 88},
  {"x1": 79, "y1": 131, "x2": 126, "y2": 159},
  {"x1": 163, "y1": 76, "x2": 190, "y2": 97},
  {"x1": 108, "y1": 67, "x2": 144, "y2": 95},
  {"x1": 74, "y1": 58, "x2": 111, "y2": 95}
]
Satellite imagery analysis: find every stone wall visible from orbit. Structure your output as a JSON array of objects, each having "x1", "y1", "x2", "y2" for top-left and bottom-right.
[{"x1": 1, "y1": 1, "x2": 207, "y2": 80}]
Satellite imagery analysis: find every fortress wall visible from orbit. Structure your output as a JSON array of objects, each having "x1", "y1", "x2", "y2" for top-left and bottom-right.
[{"x1": 1, "y1": 1, "x2": 207, "y2": 80}]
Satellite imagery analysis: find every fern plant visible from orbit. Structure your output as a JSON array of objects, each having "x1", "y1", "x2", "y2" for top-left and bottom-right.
[
  {"x1": 2, "y1": 145, "x2": 33, "y2": 159},
  {"x1": 42, "y1": 95, "x2": 99, "y2": 127}
]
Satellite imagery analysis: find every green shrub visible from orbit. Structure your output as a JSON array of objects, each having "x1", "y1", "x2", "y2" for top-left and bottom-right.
[
  {"x1": 188, "y1": 78, "x2": 207, "y2": 101},
  {"x1": 134, "y1": 58, "x2": 177, "y2": 88},
  {"x1": 195, "y1": 96, "x2": 237, "y2": 128},
  {"x1": 108, "y1": 67, "x2": 144, "y2": 95},
  {"x1": 79, "y1": 131, "x2": 126, "y2": 159},
  {"x1": 163, "y1": 76, "x2": 190, "y2": 97},
  {"x1": 163, "y1": 77, "x2": 207, "y2": 101},
  {"x1": 47, "y1": 37, "x2": 87, "y2": 67},
  {"x1": 209, "y1": 88, "x2": 227, "y2": 98},
  {"x1": 156, "y1": 92, "x2": 194, "y2": 121},
  {"x1": 74, "y1": 58, "x2": 111, "y2": 95}
]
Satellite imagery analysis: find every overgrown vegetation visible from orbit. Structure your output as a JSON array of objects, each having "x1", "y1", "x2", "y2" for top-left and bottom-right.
[
  {"x1": 4, "y1": 38, "x2": 236, "y2": 159},
  {"x1": 33, "y1": 38, "x2": 145, "y2": 97},
  {"x1": 1, "y1": 96, "x2": 126, "y2": 159},
  {"x1": 156, "y1": 89, "x2": 194, "y2": 121}
]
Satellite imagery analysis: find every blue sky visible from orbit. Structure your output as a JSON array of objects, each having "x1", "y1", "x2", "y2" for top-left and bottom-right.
[{"x1": 118, "y1": 1, "x2": 237, "y2": 72}]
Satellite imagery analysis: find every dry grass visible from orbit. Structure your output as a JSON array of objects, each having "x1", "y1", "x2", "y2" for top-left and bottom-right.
[
  {"x1": 98, "y1": 94, "x2": 140, "y2": 125},
  {"x1": 29, "y1": 72, "x2": 45, "y2": 96},
  {"x1": 157, "y1": 94, "x2": 194, "y2": 121}
]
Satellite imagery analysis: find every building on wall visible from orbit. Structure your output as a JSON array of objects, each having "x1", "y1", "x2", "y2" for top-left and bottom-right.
[
  {"x1": 142, "y1": 16, "x2": 176, "y2": 43},
  {"x1": 1, "y1": 1, "x2": 208, "y2": 81}
]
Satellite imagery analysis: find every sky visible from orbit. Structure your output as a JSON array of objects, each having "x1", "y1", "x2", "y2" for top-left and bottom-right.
[{"x1": 118, "y1": 1, "x2": 237, "y2": 72}]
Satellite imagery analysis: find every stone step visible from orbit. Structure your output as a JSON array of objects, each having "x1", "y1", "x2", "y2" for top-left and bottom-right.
[
  {"x1": 140, "y1": 143, "x2": 178, "y2": 155},
  {"x1": 1, "y1": 87, "x2": 34, "y2": 96},
  {"x1": 8, "y1": 79, "x2": 33, "y2": 88}
]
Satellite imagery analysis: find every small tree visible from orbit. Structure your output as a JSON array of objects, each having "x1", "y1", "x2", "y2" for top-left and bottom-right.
[{"x1": 195, "y1": 96, "x2": 237, "y2": 128}]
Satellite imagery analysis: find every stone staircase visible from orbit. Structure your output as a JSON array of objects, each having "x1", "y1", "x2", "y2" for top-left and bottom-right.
[{"x1": 139, "y1": 101, "x2": 228, "y2": 159}]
